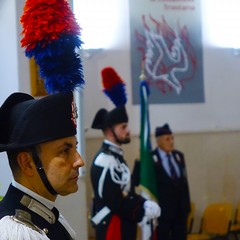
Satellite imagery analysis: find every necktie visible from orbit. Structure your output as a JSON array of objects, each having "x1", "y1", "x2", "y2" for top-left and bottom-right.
[{"x1": 166, "y1": 153, "x2": 177, "y2": 180}]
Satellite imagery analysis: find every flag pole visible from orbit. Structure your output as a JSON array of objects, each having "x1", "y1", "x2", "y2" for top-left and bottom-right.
[{"x1": 139, "y1": 60, "x2": 155, "y2": 240}]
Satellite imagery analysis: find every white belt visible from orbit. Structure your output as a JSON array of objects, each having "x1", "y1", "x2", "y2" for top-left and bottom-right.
[{"x1": 91, "y1": 206, "x2": 111, "y2": 225}]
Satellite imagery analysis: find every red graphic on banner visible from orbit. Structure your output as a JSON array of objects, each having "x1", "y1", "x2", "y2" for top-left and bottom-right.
[{"x1": 136, "y1": 15, "x2": 197, "y2": 95}]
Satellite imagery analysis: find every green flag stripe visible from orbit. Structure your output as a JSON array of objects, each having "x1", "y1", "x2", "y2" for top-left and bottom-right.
[{"x1": 140, "y1": 80, "x2": 159, "y2": 201}]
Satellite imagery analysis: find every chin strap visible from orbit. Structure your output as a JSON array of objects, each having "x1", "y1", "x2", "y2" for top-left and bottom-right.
[
  {"x1": 30, "y1": 147, "x2": 57, "y2": 196},
  {"x1": 110, "y1": 127, "x2": 130, "y2": 145},
  {"x1": 110, "y1": 127, "x2": 122, "y2": 145}
]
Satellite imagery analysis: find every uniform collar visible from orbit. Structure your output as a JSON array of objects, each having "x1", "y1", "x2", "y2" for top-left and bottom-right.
[
  {"x1": 104, "y1": 139, "x2": 124, "y2": 156},
  {"x1": 12, "y1": 179, "x2": 55, "y2": 210}
]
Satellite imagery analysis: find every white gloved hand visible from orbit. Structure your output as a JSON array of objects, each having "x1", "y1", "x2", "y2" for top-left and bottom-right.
[{"x1": 143, "y1": 200, "x2": 161, "y2": 218}]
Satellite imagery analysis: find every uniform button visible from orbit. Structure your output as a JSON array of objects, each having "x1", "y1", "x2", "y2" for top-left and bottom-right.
[
  {"x1": 43, "y1": 228, "x2": 48, "y2": 234},
  {"x1": 103, "y1": 221, "x2": 106, "y2": 225}
]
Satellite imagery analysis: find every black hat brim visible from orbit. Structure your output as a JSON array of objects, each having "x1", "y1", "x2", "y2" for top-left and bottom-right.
[{"x1": 0, "y1": 92, "x2": 77, "y2": 152}]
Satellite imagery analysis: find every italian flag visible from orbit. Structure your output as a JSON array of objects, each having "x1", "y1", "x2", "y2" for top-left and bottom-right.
[{"x1": 139, "y1": 78, "x2": 159, "y2": 240}]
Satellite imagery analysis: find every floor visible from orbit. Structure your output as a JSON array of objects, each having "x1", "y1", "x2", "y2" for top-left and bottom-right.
[{"x1": 88, "y1": 234, "x2": 239, "y2": 240}]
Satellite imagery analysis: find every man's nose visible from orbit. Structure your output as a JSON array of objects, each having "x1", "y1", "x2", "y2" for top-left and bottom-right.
[{"x1": 73, "y1": 151, "x2": 85, "y2": 168}]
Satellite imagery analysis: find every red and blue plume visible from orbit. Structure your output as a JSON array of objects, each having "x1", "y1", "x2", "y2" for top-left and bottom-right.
[
  {"x1": 20, "y1": 0, "x2": 84, "y2": 94},
  {"x1": 101, "y1": 67, "x2": 127, "y2": 107}
]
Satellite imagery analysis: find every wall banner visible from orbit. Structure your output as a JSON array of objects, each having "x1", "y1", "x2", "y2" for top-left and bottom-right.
[{"x1": 129, "y1": 0, "x2": 204, "y2": 104}]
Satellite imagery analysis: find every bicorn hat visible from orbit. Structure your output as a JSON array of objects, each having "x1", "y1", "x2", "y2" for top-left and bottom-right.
[
  {"x1": 91, "y1": 67, "x2": 128, "y2": 130},
  {"x1": 91, "y1": 106, "x2": 128, "y2": 130},
  {"x1": 0, "y1": 92, "x2": 77, "y2": 152}
]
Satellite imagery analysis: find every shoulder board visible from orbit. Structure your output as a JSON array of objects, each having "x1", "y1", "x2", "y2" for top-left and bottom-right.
[{"x1": 94, "y1": 152, "x2": 116, "y2": 167}]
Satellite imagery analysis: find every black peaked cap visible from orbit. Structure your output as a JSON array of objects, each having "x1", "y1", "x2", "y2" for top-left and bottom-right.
[{"x1": 155, "y1": 123, "x2": 172, "y2": 137}]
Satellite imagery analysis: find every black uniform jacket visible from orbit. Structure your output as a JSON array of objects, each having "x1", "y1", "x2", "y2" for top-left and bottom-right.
[
  {"x1": 90, "y1": 142, "x2": 145, "y2": 240},
  {"x1": 0, "y1": 184, "x2": 73, "y2": 240},
  {"x1": 152, "y1": 148, "x2": 191, "y2": 221}
]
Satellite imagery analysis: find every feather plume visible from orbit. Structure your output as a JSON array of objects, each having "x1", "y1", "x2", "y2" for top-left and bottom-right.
[
  {"x1": 101, "y1": 67, "x2": 127, "y2": 107},
  {"x1": 20, "y1": 0, "x2": 84, "y2": 94}
]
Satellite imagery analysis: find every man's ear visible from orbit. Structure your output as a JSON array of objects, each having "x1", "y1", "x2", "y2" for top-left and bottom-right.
[
  {"x1": 16, "y1": 152, "x2": 35, "y2": 177},
  {"x1": 107, "y1": 127, "x2": 115, "y2": 137}
]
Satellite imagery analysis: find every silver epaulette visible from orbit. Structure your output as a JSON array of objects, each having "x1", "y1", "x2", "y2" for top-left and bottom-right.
[{"x1": 11, "y1": 209, "x2": 48, "y2": 235}]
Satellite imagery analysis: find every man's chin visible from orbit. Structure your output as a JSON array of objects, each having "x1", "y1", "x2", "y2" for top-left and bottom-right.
[{"x1": 60, "y1": 185, "x2": 79, "y2": 196}]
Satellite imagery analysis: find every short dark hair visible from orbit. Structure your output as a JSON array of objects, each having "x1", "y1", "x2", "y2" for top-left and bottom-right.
[
  {"x1": 6, "y1": 146, "x2": 39, "y2": 178},
  {"x1": 7, "y1": 149, "x2": 23, "y2": 178}
]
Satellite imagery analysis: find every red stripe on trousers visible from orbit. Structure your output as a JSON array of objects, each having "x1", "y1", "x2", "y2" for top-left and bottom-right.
[{"x1": 106, "y1": 215, "x2": 121, "y2": 240}]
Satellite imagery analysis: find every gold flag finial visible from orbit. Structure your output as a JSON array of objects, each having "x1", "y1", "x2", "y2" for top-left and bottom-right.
[{"x1": 139, "y1": 59, "x2": 146, "y2": 81}]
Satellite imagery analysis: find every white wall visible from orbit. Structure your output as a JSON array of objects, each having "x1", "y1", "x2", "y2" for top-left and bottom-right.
[
  {"x1": 80, "y1": 0, "x2": 240, "y2": 138},
  {"x1": 0, "y1": 0, "x2": 19, "y2": 196},
  {"x1": 0, "y1": 0, "x2": 19, "y2": 103}
]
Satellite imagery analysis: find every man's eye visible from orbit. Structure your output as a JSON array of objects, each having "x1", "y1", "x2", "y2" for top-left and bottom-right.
[{"x1": 61, "y1": 148, "x2": 70, "y2": 155}]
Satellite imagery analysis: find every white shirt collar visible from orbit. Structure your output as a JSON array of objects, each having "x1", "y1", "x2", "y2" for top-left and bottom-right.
[
  {"x1": 104, "y1": 139, "x2": 120, "y2": 148},
  {"x1": 104, "y1": 139, "x2": 124, "y2": 155},
  {"x1": 157, "y1": 147, "x2": 170, "y2": 160}
]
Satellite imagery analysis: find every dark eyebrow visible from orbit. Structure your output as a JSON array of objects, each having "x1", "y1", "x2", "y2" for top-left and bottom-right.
[
  {"x1": 57, "y1": 142, "x2": 74, "y2": 150},
  {"x1": 56, "y1": 138, "x2": 78, "y2": 150},
  {"x1": 64, "y1": 143, "x2": 73, "y2": 148},
  {"x1": 62, "y1": 141, "x2": 78, "y2": 148}
]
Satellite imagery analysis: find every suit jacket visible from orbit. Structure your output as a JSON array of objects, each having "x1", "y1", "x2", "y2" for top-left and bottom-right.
[
  {"x1": 152, "y1": 148, "x2": 191, "y2": 221},
  {"x1": 90, "y1": 142, "x2": 145, "y2": 240},
  {"x1": 0, "y1": 184, "x2": 73, "y2": 240}
]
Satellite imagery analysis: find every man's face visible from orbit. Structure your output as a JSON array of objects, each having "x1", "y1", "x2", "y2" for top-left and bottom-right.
[
  {"x1": 113, "y1": 122, "x2": 131, "y2": 144},
  {"x1": 39, "y1": 136, "x2": 84, "y2": 196},
  {"x1": 157, "y1": 134, "x2": 174, "y2": 153}
]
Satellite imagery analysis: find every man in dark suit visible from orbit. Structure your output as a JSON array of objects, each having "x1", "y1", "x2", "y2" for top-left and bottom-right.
[
  {"x1": 152, "y1": 123, "x2": 191, "y2": 240},
  {"x1": 0, "y1": 92, "x2": 85, "y2": 239}
]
